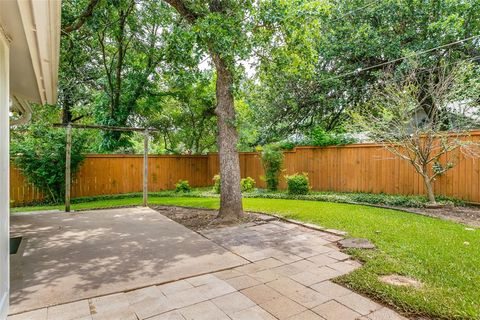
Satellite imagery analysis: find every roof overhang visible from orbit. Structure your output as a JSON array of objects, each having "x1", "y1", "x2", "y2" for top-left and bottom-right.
[{"x1": 0, "y1": 0, "x2": 61, "y2": 105}]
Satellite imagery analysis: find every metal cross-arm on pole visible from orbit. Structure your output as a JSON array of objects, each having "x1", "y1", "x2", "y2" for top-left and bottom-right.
[{"x1": 54, "y1": 122, "x2": 159, "y2": 211}]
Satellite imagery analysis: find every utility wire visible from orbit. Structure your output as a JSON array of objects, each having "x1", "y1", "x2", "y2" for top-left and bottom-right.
[
  {"x1": 329, "y1": 1, "x2": 379, "y2": 22},
  {"x1": 319, "y1": 34, "x2": 480, "y2": 83}
]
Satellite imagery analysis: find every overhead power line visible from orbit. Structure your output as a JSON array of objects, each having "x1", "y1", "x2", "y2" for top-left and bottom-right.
[
  {"x1": 320, "y1": 34, "x2": 480, "y2": 83},
  {"x1": 330, "y1": 1, "x2": 379, "y2": 22}
]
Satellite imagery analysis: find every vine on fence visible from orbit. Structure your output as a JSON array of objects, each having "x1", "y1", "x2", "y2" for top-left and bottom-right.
[{"x1": 260, "y1": 144, "x2": 284, "y2": 191}]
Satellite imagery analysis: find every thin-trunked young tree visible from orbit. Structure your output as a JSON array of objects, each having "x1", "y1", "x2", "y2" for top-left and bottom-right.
[{"x1": 353, "y1": 62, "x2": 480, "y2": 204}]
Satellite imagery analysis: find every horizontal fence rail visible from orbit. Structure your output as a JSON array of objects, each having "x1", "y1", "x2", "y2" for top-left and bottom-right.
[{"x1": 10, "y1": 133, "x2": 480, "y2": 206}]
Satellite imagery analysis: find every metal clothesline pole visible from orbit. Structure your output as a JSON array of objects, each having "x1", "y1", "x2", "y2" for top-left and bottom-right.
[
  {"x1": 54, "y1": 123, "x2": 159, "y2": 212},
  {"x1": 65, "y1": 124, "x2": 72, "y2": 212},
  {"x1": 143, "y1": 129, "x2": 149, "y2": 207}
]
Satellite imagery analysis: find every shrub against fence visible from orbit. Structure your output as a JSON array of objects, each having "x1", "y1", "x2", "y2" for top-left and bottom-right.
[{"x1": 10, "y1": 132, "x2": 480, "y2": 206}]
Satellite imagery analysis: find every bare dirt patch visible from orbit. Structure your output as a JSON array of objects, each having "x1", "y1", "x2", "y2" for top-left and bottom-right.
[
  {"x1": 151, "y1": 205, "x2": 264, "y2": 231},
  {"x1": 397, "y1": 205, "x2": 480, "y2": 228}
]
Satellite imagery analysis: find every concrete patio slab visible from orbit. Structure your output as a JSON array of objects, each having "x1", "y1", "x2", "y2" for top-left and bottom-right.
[
  {"x1": 10, "y1": 207, "x2": 247, "y2": 314},
  {"x1": 9, "y1": 207, "x2": 409, "y2": 320}
]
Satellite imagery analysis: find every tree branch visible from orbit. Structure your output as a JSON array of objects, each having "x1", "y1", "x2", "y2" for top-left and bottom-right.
[
  {"x1": 62, "y1": 0, "x2": 101, "y2": 35},
  {"x1": 162, "y1": 0, "x2": 199, "y2": 23}
]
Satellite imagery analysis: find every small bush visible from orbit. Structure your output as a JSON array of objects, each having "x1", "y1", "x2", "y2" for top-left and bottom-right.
[
  {"x1": 175, "y1": 180, "x2": 191, "y2": 193},
  {"x1": 212, "y1": 175, "x2": 221, "y2": 194},
  {"x1": 241, "y1": 177, "x2": 256, "y2": 193},
  {"x1": 307, "y1": 127, "x2": 356, "y2": 146},
  {"x1": 285, "y1": 173, "x2": 310, "y2": 195},
  {"x1": 278, "y1": 141, "x2": 296, "y2": 150},
  {"x1": 260, "y1": 144, "x2": 284, "y2": 191}
]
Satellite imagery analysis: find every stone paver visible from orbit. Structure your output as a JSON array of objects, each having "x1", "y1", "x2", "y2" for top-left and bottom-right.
[
  {"x1": 8, "y1": 309, "x2": 47, "y2": 320},
  {"x1": 229, "y1": 306, "x2": 277, "y2": 320},
  {"x1": 287, "y1": 310, "x2": 326, "y2": 320},
  {"x1": 266, "y1": 278, "x2": 329, "y2": 309},
  {"x1": 255, "y1": 258, "x2": 285, "y2": 269},
  {"x1": 290, "y1": 268, "x2": 341, "y2": 286},
  {"x1": 9, "y1": 212, "x2": 407, "y2": 320},
  {"x1": 125, "y1": 286, "x2": 165, "y2": 305},
  {"x1": 129, "y1": 294, "x2": 173, "y2": 319},
  {"x1": 148, "y1": 310, "x2": 186, "y2": 320},
  {"x1": 241, "y1": 284, "x2": 283, "y2": 305},
  {"x1": 251, "y1": 269, "x2": 282, "y2": 283},
  {"x1": 179, "y1": 301, "x2": 229, "y2": 320},
  {"x1": 226, "y1": 275, "x2": 262, "y2": 290},
  {"x1": 90, "y1": 293, "x2": 136, "y2": 320},
  {"x1": 312, "y1": 300, "x2": 361, "y2": 320},
  {"x1": 158, "y1": 280, "x2": 194, "y2": 295},
  {"x1": 328, "y1": 260, "x2": 362, "y2": 274},
  {"x1": 310, "y1": 281, "x2": 351, "y2": 299},
  {"x1": 260, "y1": 296, "x2": 307, "y2": 319},
  {"x1": 336, "y1": 292, "x2": 382, "y2": 316},
  {"x1": 212, "y1": 292, "x2": 256, "y2": 315},
  {"x1": 47, "y1": 300, "x2": 91, "y2": 320},
  {"x1": 213, "y1": 269, "x2": 244, "y2": 280},
  {"x1": 307, "y1": 254, "x2": 338, "y2": 266},
  {"x1": 367, "y1": 307, "x2": 408, "y2": 320}
]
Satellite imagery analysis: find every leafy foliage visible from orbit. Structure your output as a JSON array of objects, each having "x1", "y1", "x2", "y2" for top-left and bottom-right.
[
  {"x1": 243, "y1": 190, "x2": 463, "y2": 208},
  {"x1": 60, "y1": 0, "x2": 178, "y2": 151},
  {"x1": 10, "y1": 106, "x2": 88, "y2": 203},
  {"x1": 248, "y1": 0, "x2": 480, "y2": 144},
  {"x1": 260, "y1": 144, "x2": 284, "y2": 191},
  {"x1": 175, "y1": 180, "x2": 191, "y2": 193},
  {"x1": 305, "y1": 127, "x2": 356, "y2": 147},
  {"x1": 143, "y1": 71, "x2": 217, "y2": 154},
  {"x1": 240, "y1": 177, "x2": 256, "y2": 193},
  {"x1": 212, "y1": 174, "x2": 221, "y2": 194},
  {"x1": 285, "y1": 173, "x2": 309, "y2": 195}
]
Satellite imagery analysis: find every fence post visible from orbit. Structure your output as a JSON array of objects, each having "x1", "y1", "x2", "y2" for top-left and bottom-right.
[
  {"x1": 143, "y1": 129, "x2": 149, "y2": 207},
  {"x1": 65, "y1": 123, "x2": 72, "y2": 212}
]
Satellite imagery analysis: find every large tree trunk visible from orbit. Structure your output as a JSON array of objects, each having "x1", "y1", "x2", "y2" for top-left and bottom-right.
[
  {"x1": 212, "y1": 53, "x2": 244, "y2": 220},
  {"x1": 161, "y1": 0, "x2": 244, "y2": 219}
]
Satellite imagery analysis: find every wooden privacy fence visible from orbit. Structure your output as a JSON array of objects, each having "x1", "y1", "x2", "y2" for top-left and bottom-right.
[{"x1": 10, "y1": 134, "x2": 480, "y2": 206}]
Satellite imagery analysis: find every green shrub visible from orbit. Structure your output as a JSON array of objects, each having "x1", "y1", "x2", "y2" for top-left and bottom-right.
[
  {"x1": 212, "y1": 174, "x2": 221, "y2": 194},
  {"x1": 260, "y1": 144, "x2": 284, "y2": 191},
  {"x1": 278, "y1": 141, "x2": 296, "y2": 150},
  {"x1": 10, "y1": 123, "x2": 87, "y2": 203},
  {"x1": 285, "y1": 173, "x2": 310, "y2": 195},
  {"x1": 307, "y1": 127, "x2": 356, "y2": 146},
  {"x1": 241, "y1": 177, "x2": 256, "y2": 193},
  {"x1": 175, "y1": 180, "x2": 191, "y2": 193}
]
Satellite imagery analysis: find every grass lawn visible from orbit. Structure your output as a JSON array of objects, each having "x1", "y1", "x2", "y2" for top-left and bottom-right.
[{"x1": 12, "y1": 196, "x2": 479, "y2": 319}]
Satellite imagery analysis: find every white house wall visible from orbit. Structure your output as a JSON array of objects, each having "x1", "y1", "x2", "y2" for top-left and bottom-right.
[{"x1": 0, "y1": 28, "x2": 10, "y2": 320}]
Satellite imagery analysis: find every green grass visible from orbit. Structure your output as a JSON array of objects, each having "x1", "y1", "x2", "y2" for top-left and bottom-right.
[
  {"x1": 11, "y1": 196, "x2": 479, "y2": 319},
  {"x1": 12, "y1": 188, "x2": 464, "y2": 211}
]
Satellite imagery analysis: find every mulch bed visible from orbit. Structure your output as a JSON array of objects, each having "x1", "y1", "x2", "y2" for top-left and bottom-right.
[
  {"x1": 153, "y1": 203, "x2": 480, "y2": 229},
  {"x1": 151, "y1": 205, "x2": 263, "y2": 231},
  {"x1": 400, "y1": 205, "x2": 480, "y2": 228}
]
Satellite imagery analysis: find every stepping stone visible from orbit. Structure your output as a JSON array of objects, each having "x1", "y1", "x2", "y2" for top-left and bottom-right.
[
  {"x1": 379, "y1": 274, "x2": 422, "y2": 288},
  {"x1": 338, "y1": 238, "x2": 375, "y2": 249}
]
